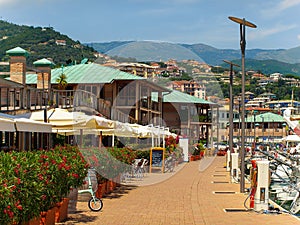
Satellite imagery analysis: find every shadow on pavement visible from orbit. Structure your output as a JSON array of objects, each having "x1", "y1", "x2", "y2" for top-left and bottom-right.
[
  {"x1": 60, "y1": 211, "x2": 99, "y2": 224},
  {"x1": 104, "y1": 184, "x2": 138, "y2": 199}
]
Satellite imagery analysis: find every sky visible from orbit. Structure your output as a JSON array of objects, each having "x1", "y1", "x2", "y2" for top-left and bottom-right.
[{"x1": 0, "y1": 0, "x2": 300, "y2": 50}]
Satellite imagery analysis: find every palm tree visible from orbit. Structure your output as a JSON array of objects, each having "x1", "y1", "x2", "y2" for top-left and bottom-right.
[{"x1": 56, "y1": 73, "x2": 68, "y2": 90}]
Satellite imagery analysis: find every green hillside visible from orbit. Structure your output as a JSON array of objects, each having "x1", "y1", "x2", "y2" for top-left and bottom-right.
[
  {"x1": 105, "y1": 41, "x2": 204, "y2": 62},
  {"x1": 90, "y1": 41, "x2": 300, "y2": 76},
  {"x1": 0, "y1": 20, "x2": 96, "y2": 67},
  {"x1": 86, "y1": 41, "x2": 133, "y2": 53},
  {"x1": 219, "y1": 59, "x2": 300, "y2": 77}
]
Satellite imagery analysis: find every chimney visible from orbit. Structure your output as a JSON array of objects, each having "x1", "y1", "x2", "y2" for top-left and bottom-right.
[
  {"x1": 33, "y1": 58, "x2": 54, "y2": 92},
  {"x1": 6, "y1": 47, "x2": 29, "y2": 85}
]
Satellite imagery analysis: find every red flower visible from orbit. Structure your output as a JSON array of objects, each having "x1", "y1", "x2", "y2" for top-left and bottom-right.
[
  {"x1": 38, "y1": 174, "x2": 44, "y2": 181},
  {"x1": 72, "y1": 173, "x2": 79, "y2": 179},
  {"x1": 14, "y1": 168, "x2": 19, "y2": 175},
  {"x1": 16, "y1": 205, "x2": 23, "y2": 210}
]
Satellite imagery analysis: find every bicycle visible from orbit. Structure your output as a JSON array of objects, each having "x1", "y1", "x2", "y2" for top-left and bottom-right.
[
  {"x1": 78, "y1": 168, "x2": 103, "y2": 212},
  {"x1": 164, "y1": 155, "x2": 175, "y2": 172}
]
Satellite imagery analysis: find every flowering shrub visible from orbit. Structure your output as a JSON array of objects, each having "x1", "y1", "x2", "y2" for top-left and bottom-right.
[
  {"x1": 165, "y1": 135, "x2": 179, "y2": 155},
  {"x1": 81, "y1": 147, "x2": 136, "y2": 183},
  {"x1": 0, "y1": 145, "x2": 88, "y2": 224}
]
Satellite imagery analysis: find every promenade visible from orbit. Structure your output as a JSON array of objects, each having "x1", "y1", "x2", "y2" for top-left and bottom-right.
[{"x1": 62, "y1": 156, "x2": 300, "y2": 225}]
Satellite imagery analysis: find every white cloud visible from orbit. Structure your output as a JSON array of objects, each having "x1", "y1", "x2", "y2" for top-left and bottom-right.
[
  {"x1": 297, "y1": 34, "x2": 300, "y2": 40},
  {"x1": 249, "y1": 23, "x2": 297, "y2": 40},
  {"x1": 276, "y1": 0, "x2": 300, "y2": 11},
  {"x1": 0, "y1": 0, "x2": 17, "y2": 5},
  {"x1": 0, "y1": 0, "x2": 61, "y2": 7},
  {"x1": 261, "y1": 0, "x2": 300, "y2": 15}
]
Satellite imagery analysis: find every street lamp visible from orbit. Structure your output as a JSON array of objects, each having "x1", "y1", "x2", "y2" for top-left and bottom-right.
[
  {"x1": 223, "y1": 60, "x2": 239, "y2": 154},
  {"x1": 261, "y1": 115, "x2": 264, "y2": 143},
  {"x1": 252, "y1": 110, "x2": 257, "y2": 149},
  {"x1": 272, "y1": 119, "x2": 275, "y2": 146},
  {"x1": 228, "y1": 16, "x2": 257, "y2": 193}
]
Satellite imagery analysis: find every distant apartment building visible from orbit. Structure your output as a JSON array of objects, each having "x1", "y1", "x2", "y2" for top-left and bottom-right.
[
  {"x1": 245, "y1": 96, "x2": 271, "y2": 108},
  {"x1": 258, "y1": 78, "x2": 275, "y2": 87},
  {"x1": 283, "y1": 77, "x2": 300, "y2": 87},
  {"x1": 251, "y1": 73, "x2": 266, "y2": 79},
  {"x1": 167, "y1": 80, "x2": 206, "y2": 99},
  {"x1": 264, "y1": 99, "x2": 300, "y2": 115},
  {"x1": 117, "y1": 62, "x2": 156, "y2": 78},
  {"x1": 269, "y1": 72, "x2": 282, "y2": 81},
  {"x1": 55, "y1": 40, "x2": 66, "y2": 46},
  {"x1": 211, "y1": 104, "x2": 239, "y2": 142}
]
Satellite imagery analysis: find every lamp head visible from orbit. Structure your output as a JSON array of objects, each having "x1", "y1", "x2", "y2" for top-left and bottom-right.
[{"x1": 228, "y1": 16, "x2": 257, "y2": 28}]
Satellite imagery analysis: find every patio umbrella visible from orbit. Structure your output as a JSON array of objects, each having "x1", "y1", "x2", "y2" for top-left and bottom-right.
[{"x1": 30, "y1": 108, "x2": 86, "y2": 131}]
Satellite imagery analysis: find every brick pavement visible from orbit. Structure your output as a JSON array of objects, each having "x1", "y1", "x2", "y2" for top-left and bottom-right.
[{"x1": 62, "y1": 156, "x2": 300, "y2": 225}]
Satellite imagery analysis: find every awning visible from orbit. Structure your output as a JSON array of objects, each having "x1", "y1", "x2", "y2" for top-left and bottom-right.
[
  {"x1": 0, "y1": 118, "x2": 16, "y2": 132},
  {"x1": 15, "y1": 118, "x2": 52, "y2": 133}
]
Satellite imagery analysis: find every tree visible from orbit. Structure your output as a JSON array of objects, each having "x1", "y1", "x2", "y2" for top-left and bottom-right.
[{"x1": 56, "y1": 73, "x2": 68, "y2": 90}]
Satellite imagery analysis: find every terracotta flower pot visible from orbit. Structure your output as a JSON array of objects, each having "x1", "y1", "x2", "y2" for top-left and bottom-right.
[
  {"x1": 101, "y1": 182, "x2": 107, "y2": 197},
  {"x1": 55, "y1": 198, "x2": 69, "y2": 223},
  {"x1": 95, "y1": 184, "x2": 103, "y2": 198},
  {"x1": 40, "y1": 206, "x2": 57, "y2": 225},
  {"x1": 21, "y1": 216, "x2": 41, "y2": 225}
]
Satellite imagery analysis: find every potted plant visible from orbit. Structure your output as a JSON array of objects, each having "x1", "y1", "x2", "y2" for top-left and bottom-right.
[{"x1": 0, "y1": 145, "x2": 88, "y2": 225}]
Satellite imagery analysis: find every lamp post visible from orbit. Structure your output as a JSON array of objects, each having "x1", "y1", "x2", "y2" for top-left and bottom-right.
[
  {"x1": 228, "y1": 16, "x2": 257, "y2": 193},
  {"x1": 223, "y1": 60, "x2": 239, "y2": 153},
  {"x1": 261, "y1": 115, "x2": 264, "y2": 143},
  {"x1": 252, "y1": 111, "x2": 257, "y2": 149},
  {"x1": 273, "y1": 119, "x2": 275, "y2": 145}
]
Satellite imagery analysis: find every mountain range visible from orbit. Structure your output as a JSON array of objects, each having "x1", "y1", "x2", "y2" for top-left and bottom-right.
[
  {"x1": 87, "y1": 41, "x2": 300, "y2": 76},
  {"x1": 0, "y1": 19, "x2": 299, "y2": 76}
]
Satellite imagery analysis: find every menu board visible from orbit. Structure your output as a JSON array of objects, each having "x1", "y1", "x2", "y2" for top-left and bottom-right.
[{"x1": 150, "y1": 147, "x2": 165, "y2": 173}]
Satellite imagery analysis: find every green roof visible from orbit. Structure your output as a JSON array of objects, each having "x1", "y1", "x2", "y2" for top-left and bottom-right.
[
  {"x1": 152, "y1": 89, "x2": 215, "y2": 105},
  {"x1": 234, "y1": 112, "x2": 285, "y2": 123},
  {"x1": 26, "y1": 63, "x2": 145, "y2": 84},
  {"x1": 33, "y1": 58, "x2": 55, "y2": 67},
  {"x1": 6, "y1": 47, "x2": 29, "y2": 57}
]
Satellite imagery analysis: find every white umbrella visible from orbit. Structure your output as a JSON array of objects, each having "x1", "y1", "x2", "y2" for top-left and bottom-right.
[{"x1": 282, "y1": 134, "x2": 300, "y2": 142}]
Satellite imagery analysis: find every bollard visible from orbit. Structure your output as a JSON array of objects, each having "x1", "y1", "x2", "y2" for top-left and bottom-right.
[
  {"x1": 231, "y1": 153, "x2": 239, "y2": 183},
  {"x1": 226, "y1": 150, "x2": 231, "y2": 172},
  {"x1": 254, "y1": 160, "x2": 270, "y2": 212}
]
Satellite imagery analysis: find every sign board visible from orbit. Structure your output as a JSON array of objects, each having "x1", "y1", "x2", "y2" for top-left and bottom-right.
[
  {"x1": 179, "y1": 138, "x2": 189, "y2": 162},
  {"x1": 150, "y1": 147, "x2": 165, "y2": 173}
]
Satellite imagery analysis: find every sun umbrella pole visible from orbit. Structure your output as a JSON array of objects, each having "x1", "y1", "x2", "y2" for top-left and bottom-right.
[
  {"x1": 112, "y1": 134, "x2": 115, "y2": 147},
  {"x1": 80, "y1": 129, "x2": 83, "y2": 147},
  {"x1": 151, "y1": 126, "x2": 154, "y2": 147},
  {"x1": 98, "y1": 131, "x2": 103, "y2": 150}
]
